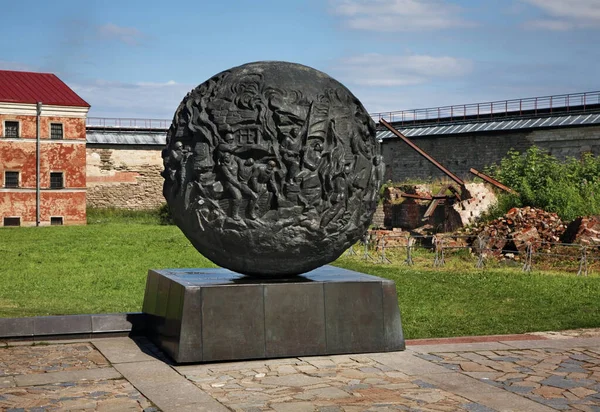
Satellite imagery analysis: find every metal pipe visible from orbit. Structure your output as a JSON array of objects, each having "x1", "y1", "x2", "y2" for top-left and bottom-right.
[
  {"x1": 36, "y1": 102, "x2": 42, "y2": 227},
  {"x1": 469, "y1": 168, "x2": 517, "y2": 194},
  {"x1": 379, "y1": 119, "x2": 465, "y2": 187}
]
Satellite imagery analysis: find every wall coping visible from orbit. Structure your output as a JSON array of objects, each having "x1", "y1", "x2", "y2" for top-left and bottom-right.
[{"x1": 0, "y1": 313, "x2": 147, "y2": 341}]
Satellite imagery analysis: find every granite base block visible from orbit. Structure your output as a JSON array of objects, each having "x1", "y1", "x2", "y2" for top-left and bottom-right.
[{"x1": 142, "y1": 265, "x2": 405, "y2": 363}]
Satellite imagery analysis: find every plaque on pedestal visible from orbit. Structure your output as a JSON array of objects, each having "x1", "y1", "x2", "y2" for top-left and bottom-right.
[{"x1": 142, "y1": 266, "x2": 404, "y2": 363}]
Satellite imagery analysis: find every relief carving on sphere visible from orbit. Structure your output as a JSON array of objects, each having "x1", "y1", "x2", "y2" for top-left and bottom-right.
[{"x1": 162, "y1": 62, "x2": 383, "y2": 276}]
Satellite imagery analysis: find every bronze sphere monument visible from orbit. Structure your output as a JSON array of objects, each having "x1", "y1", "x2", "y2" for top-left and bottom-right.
[
  {"x1": 161, "y1": 61, "x2": 383, "y2": 276},
  {"x1": 144, "y1": 62, "x2": 404, "y2": 363}
]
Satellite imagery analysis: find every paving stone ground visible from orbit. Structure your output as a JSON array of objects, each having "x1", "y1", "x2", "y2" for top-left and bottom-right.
[
  {"x1": 417, "y1": 347, "x2": 600, "y2": 411},
  {"x1": 0, "y1": 328, "x2": 599, "y2": 412},
  {"x1": 0, "y1": 343, "x2": 156, "y2": 411},
  {"x1": 176, "y1": 354, "x2": 479, "y2": 411},
  {"x1": 0, "y1": 343, "x2": 109, "y2": 376}
]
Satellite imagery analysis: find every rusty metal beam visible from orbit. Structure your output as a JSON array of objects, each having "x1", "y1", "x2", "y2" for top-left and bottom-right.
[
  {"x1": 401, "y1": 193, "x2": 432, "y2": 201},
  {"x1": 379, "y1": 119, "x2": 464, "y2": 187},
  {"x1": 446, "y1": 185, "x2": 462, "y2": 201},
  {"x1": 402, "y1": 192, "x2": 456, "y2": 201},
  {"x1": 469, "y1": 168, "x2": 517, "y2": 194},
  {"x1": 400, "y1": 193, "x2": 432, "y2": 200},
  {"x1": 423, "y1": 185, "x2": 451, "y2": 220},
  {"x1": 423, "y1": 199, "x2": 442, "y2": 220}
]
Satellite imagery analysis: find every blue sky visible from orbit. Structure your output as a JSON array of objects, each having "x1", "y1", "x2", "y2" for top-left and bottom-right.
[{"x1": 1, "y1": 0, "x2": 598, "y2": 119}]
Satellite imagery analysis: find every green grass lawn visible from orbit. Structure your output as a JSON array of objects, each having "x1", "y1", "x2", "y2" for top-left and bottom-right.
[
  {"x1": 1, "y1": 215, "x2": 599, "y2": 339},
  {"x1": 0, "y1": 221, "x2": 216, "y2": 317}
]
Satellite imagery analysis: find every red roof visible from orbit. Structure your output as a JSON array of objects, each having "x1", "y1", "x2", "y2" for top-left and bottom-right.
[{"x1": 0, "y1": 70, "x2": 90, "y2": 107}]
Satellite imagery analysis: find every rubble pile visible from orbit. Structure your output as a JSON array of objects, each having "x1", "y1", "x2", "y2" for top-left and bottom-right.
[
  {"x1": 561, "y1": 216, "x2": 600, "y2": 245},
  {"x1": 369, "y1": 228, "x2": 409, "y2": 250},
  {"x1": 464, "y1": 207, "x2": 566, "y2": 255}
]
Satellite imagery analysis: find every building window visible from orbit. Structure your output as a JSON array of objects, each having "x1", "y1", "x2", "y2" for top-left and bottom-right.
[
  {"x1": 50, "y1": 123, "x2": 63, "y2": 140},
  {"x1": 4, "y1": 171, "x2": 19, "y2": 188},
  {"x1": 3, "y1": 217, "x2": 20, "y2": 227},
  {"x1": 50, "y1": 216, "x2": 64, "y2": 226},
  {"x1": 50, "y1": 172, "x2": 64, "y2": 189},
  {"x1": 4, "y1": 121, "x2": 19, "y2": 138}
]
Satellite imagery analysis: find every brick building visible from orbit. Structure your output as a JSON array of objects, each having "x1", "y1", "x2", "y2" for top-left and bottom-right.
[{"x1": 0, "y1": 70, "x2": 90, "y2": 226}]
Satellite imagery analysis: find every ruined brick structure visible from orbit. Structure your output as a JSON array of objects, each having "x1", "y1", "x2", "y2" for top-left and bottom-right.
[{"x1": 0, "y1": 70, "x2": 90, "y2": 226}]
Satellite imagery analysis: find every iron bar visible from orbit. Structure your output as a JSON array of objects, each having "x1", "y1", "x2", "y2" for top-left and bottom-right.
[
  {"x1": 379, "y1": 119, "x2": 465, "y2": 187},
  {"x1": 401, "y1": 193, "x2": 433, "y2": 201},
  {"x1": 469, "y1": 168, "x2": 517, "y2": 194}
]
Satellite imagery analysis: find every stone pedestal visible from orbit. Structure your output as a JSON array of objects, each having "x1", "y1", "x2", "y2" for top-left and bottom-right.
[{"x1": 142, "y1": 265, "x2": 405, "y2": 363}]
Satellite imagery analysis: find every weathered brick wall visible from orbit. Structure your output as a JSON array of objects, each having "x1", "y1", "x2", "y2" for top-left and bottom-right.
[
  {"x1": 86, "y1": 145, "x2": 164, "y2": 210},
  {"x1": 371, "y1": 203, "x2": 385, "y2": 228},
  {"x1": 381, "y1": 125, "x2": 600, "y2": 182},
  {"x1": 0, "y1": 115, "x2": 86, "y2": 140},
  {"x1": 1, "y1": 114, "x2": 87, "y2": 226}
]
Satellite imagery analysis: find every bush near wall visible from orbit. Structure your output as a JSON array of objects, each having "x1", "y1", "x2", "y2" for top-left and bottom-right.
[{"x1": 486, "y1": 146, "x2": 600, "y2": 222}]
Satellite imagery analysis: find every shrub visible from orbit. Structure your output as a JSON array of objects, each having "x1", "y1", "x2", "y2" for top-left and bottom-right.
[{"x1": 486, "y1": 147, "x2": 600, "y2": 221}]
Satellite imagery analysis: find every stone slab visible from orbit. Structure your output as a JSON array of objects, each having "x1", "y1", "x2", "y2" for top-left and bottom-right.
[
  {"x1": 369, "y1": 352, "x2": 453, "y2": 375},
  {"x1": 0, "y1": 317, "x2": 34, "y2": 337},
  {"x1": 0, "y1": 313, "x2": 148, "y2": 340},
  {"x1": 91, "y1": 313, "x2": 145, "y2": 333},
  {"x1": 92, "y1": 337, "x2": 158, "y2": 364},
  {"x1": 264, "y1": 283, "x2": 326, "y2": 358},
  {"x1": 34, "y1": 314, "x2": 92, "y2": 336},
  {"x1": 408, "y1": 341, "x2": 515, "y2": 353},
  {"x1": 14, "y1": 367, "x2": 121, "y2": 387},
  {"x1": 202, "y1": 284, "x2": 265, "y2": 361},
  {"x1": 114, "y1": 360, "x2": 229, "y2": 412},
  {"x1": 502, "y1": 336, "x2": 600, "y2": 349},
  {"x1": 143, "y1": 266, "x2": 405, "y2": 363},
  {"x1": 424, "y1": 371, "x2": 556, "y2": 412},
  {"x1": 324, "y1": 281, "x2": 384, "y2": 354},
  {"x1": 0, "y1": 376, "x2": 16, "y2": 388}
]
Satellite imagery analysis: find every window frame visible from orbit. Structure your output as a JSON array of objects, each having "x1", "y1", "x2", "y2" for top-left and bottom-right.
[
  {"x1": 4, "y1": 120, "x2": 20, "y2": 138},
  {"x1": 50, "y1": 122, "x2": 64, "y2": 140},
  {"x1": 50, "y1": 216, "x2": 64, "y2": 226},
  {"x1": 49, "y1": 171, "x2": 64, "y2": 189},
  {"x1": 3, "y1": 217, "x2": 21, "y2": 227},
  {"x1": 4, "y1": 171, "x2": 20, "y2": 188}
]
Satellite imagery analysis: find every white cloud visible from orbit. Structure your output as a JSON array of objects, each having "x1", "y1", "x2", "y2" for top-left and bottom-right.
[
  {"x1": 71, "y1": 79, "x2": 193, "y2": 118},
  {"x1": 333, "y1": 53, "x2": 473, "y2": 87},
  {"x1": 522, "y1": 0, "x2": 600, "y2": 30},
  {"x1": 329, "y1": 0, "x2": 475, "y2": 31},
  {"x1": 97, "y1": 23, "x2": 145, "y2": 45}
]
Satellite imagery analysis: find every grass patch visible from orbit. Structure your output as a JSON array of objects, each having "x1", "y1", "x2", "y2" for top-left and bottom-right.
[
  {"x1": 1, "y1": 217, "x2": 599, "y2": 339},
  {"x1": 338, "y1": 257, "x2": 600, "y2": 339},
  {"x1": 0, "y1": 222, "x2": 215, "y2": 317},
  {"x1": 86, "y1": 207, "x2": 163, "y2": 225}
]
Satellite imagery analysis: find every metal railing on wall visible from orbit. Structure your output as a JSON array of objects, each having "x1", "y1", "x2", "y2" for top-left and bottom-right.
[
  {"x1": 85, "y1": 91, "x2": 600, "y2": 130},
  {"x1": 348, "y1": 234, "x2": 599, "y2": 277},
  {"x1": 86, "y1": 117, "x2": 170, "y2": 129},
  {"x1": 369, "y1": 91, "x2": 600, "y2": 125}
]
